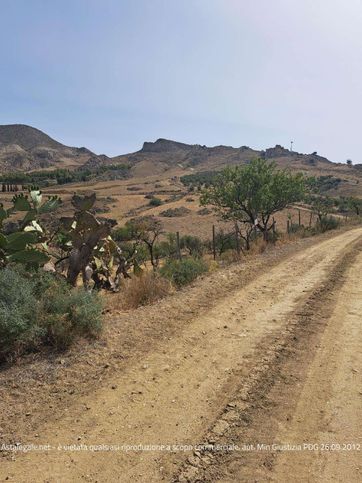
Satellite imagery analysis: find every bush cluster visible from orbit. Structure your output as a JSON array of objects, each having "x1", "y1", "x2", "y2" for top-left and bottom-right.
[
  {"x1": 148, "y1": 197, "x2": 163, "y2": 207},
  {"x1": 116, "y1": 272, "x2": 173, "y2": 309},
  {"x1": 317, "y1": 216, "x2": 340, "y2": 232},
  {"x1": 0, "y1": 267, "x2": 102, "y2": 361},
  {"x1": 160, "y1": 257, "x2": 208, "y2": 287}
]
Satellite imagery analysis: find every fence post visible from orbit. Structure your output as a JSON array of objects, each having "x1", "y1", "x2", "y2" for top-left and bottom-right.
[
  {"x1": 234, "y1": 222, "x2": 240, "y2": 255},
  {"x1": 176, "y1": 231, "x2": 181, "y2": 260},
  {"x1": 212, "y1": 225, "x2": 216, "y2": 260},
  {"x1": 287, "y1": 220, "x2": 290, "y2": 234},
  {"x1": 298, "y1": 209, "x2": 301, "y2": 226}
]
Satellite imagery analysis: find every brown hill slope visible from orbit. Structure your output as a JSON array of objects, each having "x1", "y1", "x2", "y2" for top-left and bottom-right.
[
  {"x1": 112, "y1": 138, "x2": 362, "y2": 194},
  {"x1": 1, "y1": 126, "x2": 362, "y2": 198},
  {"x1": 113, "y1": 138, "x2": 335, "y2": 174},
  {"x1": 0, "y1": 124, "x2": 107, "y2": 172}
]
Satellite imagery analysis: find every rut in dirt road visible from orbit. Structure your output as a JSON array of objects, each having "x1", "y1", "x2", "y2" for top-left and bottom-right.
[
  {"x1": 270, "y1": 248, "x2": 362, "y2": 483},
  {"x1": 1, "y1": 228, "x2": 362, "y2": 483},
  {"x1": 177, "y1": 234, "x2": 362, "y2": 483}
]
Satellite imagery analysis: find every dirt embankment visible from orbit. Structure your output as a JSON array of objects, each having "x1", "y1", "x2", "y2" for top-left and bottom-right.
[{"x1": 1, "y1": 228, "x2": 362, "y2": 482}]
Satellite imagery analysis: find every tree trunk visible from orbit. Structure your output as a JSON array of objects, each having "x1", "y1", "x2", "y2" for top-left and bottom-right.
[
  {"x1": 67, "y1": 246, "x2": 92, "y2": 286},
  {"x1": 148, "y1": 244, "x2": 157, "y2": 271}
]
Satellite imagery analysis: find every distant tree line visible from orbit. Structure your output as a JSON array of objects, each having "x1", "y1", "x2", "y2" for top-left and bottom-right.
[
  {"x1": 180, "y1": 171, "x2": 218, "y2": 190},
  {"x1": 306, "y1": 175, "x2": 342, "y2": 193},
  {"x1": 0, "y1": 164, "x2": 131, "y2": 187}
]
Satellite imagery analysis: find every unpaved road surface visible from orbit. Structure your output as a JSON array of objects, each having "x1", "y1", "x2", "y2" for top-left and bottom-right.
[{"x1": 1, "y1": 228, "x2": 362, "y2": 482}]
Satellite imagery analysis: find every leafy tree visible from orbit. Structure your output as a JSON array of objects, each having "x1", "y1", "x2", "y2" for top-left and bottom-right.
[
  {"x1": 180, "y1": 235, "x2": 204, "y2": 257},
  {"x1": 180, "y1": 171, "x2": 218, "y2": 188},
  {"x1": 210, "y1": 229, "x2": 236, "y2": 256},
  {"x1": 310, "y1": 196, "x2": 334, "y2": 222},
  {"x1": 126, "y1": 216, "x2": 163, "y2": 270},
  {"x1": 347, "y1": 196, "x2": 362, "y2": 216},
  {"x1": 200, "y1": 158, "x2": 305, "y2": 241},
  {"x1": 154, "y1": 233, "x2": 177, "y2": 262}
]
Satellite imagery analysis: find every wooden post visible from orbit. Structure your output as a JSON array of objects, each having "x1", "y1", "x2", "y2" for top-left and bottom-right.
[
  {"x1": 176, "y1": 231, "x2": 181, "y2": 260},
  {"x1": 234, "y1": 222, "x2": 240, "y2": 255},
  {"x1": 212, "y1": 225, "x2": 216, "y2": 260},
  {"x1": 287, "y1": 220, "x2": 290, "y2": 234},
  {"x1": 298, "y1": 209, "x2": 301, "y2": 226}
]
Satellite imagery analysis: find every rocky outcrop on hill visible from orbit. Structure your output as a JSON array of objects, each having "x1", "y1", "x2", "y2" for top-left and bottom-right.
[
  {"x1": 262, "y1": 144, "x2": 294, "y2": 158},
  {"x1": 141, "y1": 138, "x2": 201, "y2": 153}
]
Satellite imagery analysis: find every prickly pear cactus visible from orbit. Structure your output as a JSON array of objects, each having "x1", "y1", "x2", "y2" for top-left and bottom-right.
[{"x1": 0, "y1": 187, "x2": 61, "y2": 268}]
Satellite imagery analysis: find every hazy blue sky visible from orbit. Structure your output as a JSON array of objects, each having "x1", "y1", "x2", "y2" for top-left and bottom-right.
[{"x1": 0, "y1": 0, "x2": 361, "y2": 162}]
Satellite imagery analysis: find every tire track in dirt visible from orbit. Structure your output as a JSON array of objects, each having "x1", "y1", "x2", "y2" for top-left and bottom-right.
[
  {"x1": 1, "y1": 228, "x2": 362, "y2": 483},
  {"x1": 175, "y1": 233, "x2": 362, "y2": 482},
  {"x1": 270, "y1": 249, "x2": 362, "y2": 483}
]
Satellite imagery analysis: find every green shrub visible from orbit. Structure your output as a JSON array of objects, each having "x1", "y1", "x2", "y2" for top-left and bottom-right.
[
  {"x1": 160, "y1": 207, "x2": 191, "y2": 217},
  {"x1": 317, "y1": 216, "x2": 340, "y2": 233},
  {"x1": 0, "y1": 268, "x2": 41, "y2": 358},
  {"x1": 39, "y1": 275, "x2": 102, "y2": 348},
  {"x1": 154, "y1": 233, "x2": 177, "y2": 260},
  {"x1": 148, "y1": 197, "x2": 163, "y2": 207},
  {"x1": 206, "y1": 230, "x2": 236, "y2": 256},
  {"x1": 180, "y1": 235, "x2": 204, "y2": 257},
  {"x1": 0, "y1": 268, "x2": 103, "y2": 360},
  {"x1": 160, "y1": 257, "x2": 208, "y2": 287},
  {"x1": 288, "y1": 222, "x2": 304, "y2": 234},
  {"x1": 112, "y1": 224, "x2": 134, "y2": 242}
]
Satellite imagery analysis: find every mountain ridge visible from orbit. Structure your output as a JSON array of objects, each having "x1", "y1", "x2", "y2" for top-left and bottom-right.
[
  {"x1": 0, "y1": 124, "x2": 108, "y2": 172},
  {"x1": 0, "y1": 125, "x2": 360, "y2": 188}
]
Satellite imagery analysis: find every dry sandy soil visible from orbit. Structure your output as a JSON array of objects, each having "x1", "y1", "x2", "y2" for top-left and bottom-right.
[
  {"x1": 0, "y1": 168, "x2": 331, "y2": 241},
  {"x1": 0, "y1": 227, "x2": 361, "y2": 482}
]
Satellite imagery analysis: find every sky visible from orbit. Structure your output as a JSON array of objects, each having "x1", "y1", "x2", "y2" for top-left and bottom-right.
[{"x1": 0, "y1": 0, "x2": 361, "y2": 162}]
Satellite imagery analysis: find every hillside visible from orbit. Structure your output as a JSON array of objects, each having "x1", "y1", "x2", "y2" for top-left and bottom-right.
[
  {"x1": 113, "y1": 137, "x2": 351, "y2": 175},
  {"x1": 1, "y1": 125, "x2": 362, "y2": 198},
  {"x1": 0, "y1": 124, "x2": 108, "y2": 172},
  {"x1": 112, "y1": 138, "x2": 362, "y2": 196}
]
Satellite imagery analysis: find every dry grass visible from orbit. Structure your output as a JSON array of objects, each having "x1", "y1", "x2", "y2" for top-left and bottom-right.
[
  {"x1": 219, "y1": 249, "x2": 242, "y2": 265},
  {"x1": 247, "y1": 238, "x2": 268, "y2": 255},
  {"x1": 110, "y1": 272, "x2": 174, "y2": 310}
]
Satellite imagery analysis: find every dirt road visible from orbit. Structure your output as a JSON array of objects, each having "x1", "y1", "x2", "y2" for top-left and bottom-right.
[{"x1": 1, "y1": 228, "x2": 362, "y2": 482}]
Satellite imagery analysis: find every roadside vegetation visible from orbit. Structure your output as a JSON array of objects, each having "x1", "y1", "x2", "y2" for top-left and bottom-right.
[{"x1": 0, "y1": 267, "x2": 102, "y2": 361}]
